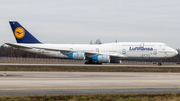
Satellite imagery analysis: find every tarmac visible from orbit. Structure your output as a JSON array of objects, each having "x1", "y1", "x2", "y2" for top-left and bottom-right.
[
  {"x1": 0, "y1": 63, "x2": 179, "y2": 67},
  {"x1": 0, "y1": 71, "x2": 180, "y2": 95}
]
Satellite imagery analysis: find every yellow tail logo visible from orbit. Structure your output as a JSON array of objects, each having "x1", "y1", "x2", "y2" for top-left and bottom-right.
[{"x1": 14, "y1": 27, "x2": 25, "y2": 39}]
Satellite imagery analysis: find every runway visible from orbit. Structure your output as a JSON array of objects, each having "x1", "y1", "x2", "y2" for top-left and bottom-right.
[
  {"x1": 0, "y1": 71, "x2": 180, "y2": 95},
  {"x1": 0, "y1": 63, "x2": 179, "y2": 67}
]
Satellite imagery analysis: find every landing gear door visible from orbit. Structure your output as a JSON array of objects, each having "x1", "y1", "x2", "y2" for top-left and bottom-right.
[{"x1": 142, "y1": 54, "x2": 150, "y2": 60}]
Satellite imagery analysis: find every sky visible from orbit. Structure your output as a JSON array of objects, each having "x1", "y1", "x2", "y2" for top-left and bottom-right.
[{"x1": 0, "y1": 0, "x2": 180, "y2": 49}]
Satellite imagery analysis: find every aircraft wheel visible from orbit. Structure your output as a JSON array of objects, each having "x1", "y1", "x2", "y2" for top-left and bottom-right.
[
  {"x1": 84, "y1": 61, "x2": 102, "y2": 65},
  {"x1": 158, "y1": 62, "x2": 162, "y2": 66}
]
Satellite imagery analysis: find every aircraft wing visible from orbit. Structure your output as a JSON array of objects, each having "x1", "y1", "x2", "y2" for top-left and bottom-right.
[
  {"x1": 31, "y1": 46, "x2": 127, "y2": 59},
  {"x1": 5, "y1": 43, "x2": 32, "y2": 49},
  {"x1": 5, "y1": 43, "x2": 127, "y2": 59}
]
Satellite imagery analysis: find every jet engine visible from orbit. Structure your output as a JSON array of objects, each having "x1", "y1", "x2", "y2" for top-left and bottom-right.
[
  {"x1": 91, "y1": 54, "x2": 110, "y2": 63},
  {"x1": 66, "y1": 51, "x2": 85, "y2": 60}
]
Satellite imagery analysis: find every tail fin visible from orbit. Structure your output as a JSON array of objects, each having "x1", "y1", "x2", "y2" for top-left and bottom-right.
[{"x1": 9, "y1": 21, "x2": 41, "y2": 43}]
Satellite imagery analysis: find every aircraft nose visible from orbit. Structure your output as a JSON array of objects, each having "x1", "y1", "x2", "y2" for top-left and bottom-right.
[{"x1": 175, "y1": 50, "x2": 178, "y2": 55}]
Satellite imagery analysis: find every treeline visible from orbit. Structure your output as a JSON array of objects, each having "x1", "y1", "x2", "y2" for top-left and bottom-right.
[
  {"x1": 0, "y1": 45, "x2": 50, "y2": 58},
  {"x1": 0, "y1": 45, "x2": 179, "y2": 62}
]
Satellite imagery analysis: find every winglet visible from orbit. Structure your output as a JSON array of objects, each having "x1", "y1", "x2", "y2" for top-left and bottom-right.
[{"x1": 9, "y1": 21, "x2": 41, "y2": 44}]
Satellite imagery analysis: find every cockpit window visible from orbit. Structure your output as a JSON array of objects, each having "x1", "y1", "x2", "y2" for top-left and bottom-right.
[
  {"x1": 161, "y1": 44, "x2": 168, "y2": 47},
  {"x1": 164, "y1": 44, "x2": 168, "y2": 47},
  {"x1": 159, "y1": 44, "x2": 169, "y2": 47}
]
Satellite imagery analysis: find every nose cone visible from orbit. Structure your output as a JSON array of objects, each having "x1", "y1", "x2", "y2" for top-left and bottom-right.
[{"x1": 175, "y1": 50, "x2": 178, "y2": 55}]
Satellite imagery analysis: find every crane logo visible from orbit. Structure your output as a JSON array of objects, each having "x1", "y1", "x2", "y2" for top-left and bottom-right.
[{"x1": 14, "y1": 27, "x2": 25, "y2": 39}]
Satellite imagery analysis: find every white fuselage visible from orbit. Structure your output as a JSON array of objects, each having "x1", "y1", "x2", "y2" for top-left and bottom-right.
[{"x1": 17, "y1": 42, "x2": 178, "y2": 61}]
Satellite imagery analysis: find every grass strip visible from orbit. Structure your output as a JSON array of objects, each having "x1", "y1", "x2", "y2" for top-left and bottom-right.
[
  {"x1": 0, "y1": 93, "x2": 180, "y2": 101},
  {"x1": 0, "y1": 65, "x2": 179, "y2": 72}
]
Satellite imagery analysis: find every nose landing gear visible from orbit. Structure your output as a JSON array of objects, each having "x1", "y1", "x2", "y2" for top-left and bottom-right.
[
  {"x1": 158, "y1": 62, "x2": 162, "y2": 66},
  {"x1": 158, "y1": 60, "x2": 162, "y2": 66}
]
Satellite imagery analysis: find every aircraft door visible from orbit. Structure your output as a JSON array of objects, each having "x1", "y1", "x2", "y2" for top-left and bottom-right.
[
  {"x1": 38, "y1": 49, "x2": 45, "y2": 54},
  {"x1": 140, "y1": 42, "x2": 144, "y2": 48},
  {"x1": 165, "y1": 52, "x2": 168, "y2": 57},
  {"x1": 153, "y1": 49, "x2": 157, "y2": 55},
  {"x1": 122, "y1": 49, "x2": 126, "y2": 55},
  {"x1": 95, "y1": 48, "x2": 99, "y2": 53},
  {"x1": 38, "y1": 49, "x2": 41, "y2": 53},
  {"x1": 163, "y1": 48, "x2": 168, "y2": 57},
  {"x1": 70, "y1": 48, "x2": 73, "y2": 52}
]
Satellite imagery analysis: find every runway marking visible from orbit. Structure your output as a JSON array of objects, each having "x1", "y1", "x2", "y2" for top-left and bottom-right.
[
  {"x1": 1, "y1": 86, "x2": 180, "y2": 90},
  {"x1": 0, "y1": 80, "x2": 180, "y2": 82},
  {"x1": 23, "y1": 75, "x2": 30, "y2": 76}
]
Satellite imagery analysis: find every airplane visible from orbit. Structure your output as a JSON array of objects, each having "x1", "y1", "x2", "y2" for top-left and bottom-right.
[{"x1": 5, "y1": 21, "x2": 178, "y2": 66}]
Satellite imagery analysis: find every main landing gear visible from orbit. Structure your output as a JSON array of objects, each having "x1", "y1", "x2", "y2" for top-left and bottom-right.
[
  {"x1": 84, "y1": 60, "x2": 102, "y2": 65},
  {"x1": 158, "y1": 60, "x2": 162, "y2": 66}
]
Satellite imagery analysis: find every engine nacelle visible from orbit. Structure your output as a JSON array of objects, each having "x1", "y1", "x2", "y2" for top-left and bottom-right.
[
  {"x1": 91, "y1": 55, "x2": 110, "y2": 63},
  {"x1": 66, "y1": 51, "x2": 85, "y2": 60}
]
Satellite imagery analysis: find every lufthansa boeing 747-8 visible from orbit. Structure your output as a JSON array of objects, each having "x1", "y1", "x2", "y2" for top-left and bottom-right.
[{"x1": 5, "y1": 21, "x2": 178, "y2": 66}]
